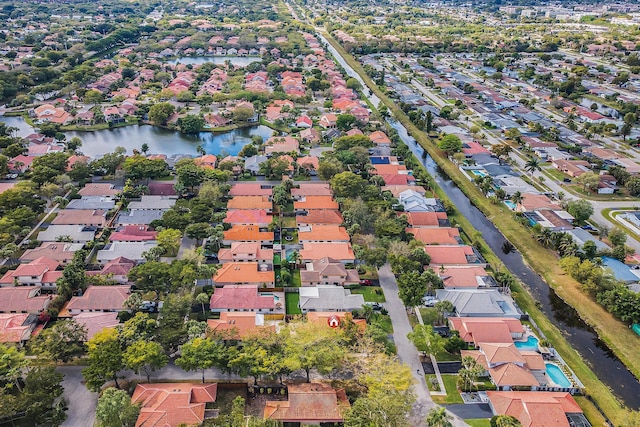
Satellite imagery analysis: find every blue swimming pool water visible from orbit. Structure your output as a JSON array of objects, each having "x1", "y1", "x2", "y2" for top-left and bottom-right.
[
  {"x1": 514, "y1": 335, "x2": 539, "y2": 351},
  {"x1": 471, "y1": 170, "x2": 488, "y2": 177},
  {"x1": 504, "y1": 200, "x2": 517, "y2": 210},
  {"x1": 546, "y1": 363, "x2": 572, "y2": 388},
  {"x1": 261, "y1": 293, "x2": 280, "y2": 301}
]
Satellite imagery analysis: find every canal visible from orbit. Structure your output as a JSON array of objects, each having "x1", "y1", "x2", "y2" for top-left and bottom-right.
[
  {"x1": 0, "y1": 116, "x2": 273, "y2": 157},
  {"x1": 389, "y1": 119, "x2": 640, "y2": 409}
]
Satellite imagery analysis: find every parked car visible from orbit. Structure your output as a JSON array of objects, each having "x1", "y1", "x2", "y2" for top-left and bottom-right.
[
  {"x1": 423, "y1": 296, "x2": 438, "y2": 307},
  {"x1": 140, "y1": 301, "x2": 160, "y2": 312},
  {"x1": 364, "y1": 302, "x2": 383, "y2": 311},
  {"x1": 359, "y1": 279, "x2": 373, "y2": 286}
]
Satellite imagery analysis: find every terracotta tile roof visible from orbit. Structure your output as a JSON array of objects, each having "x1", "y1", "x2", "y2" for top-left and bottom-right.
[
  {"x1": 369, "y1": 131, "x2": 391, "y2": 145},
  {"x1": 213, "y1": 262, "x2": 274, "y2": 285},
  {"x1": 297, "y1": 210, "x2": 344, "y2": 225},
  {"x1": 0, "y1": 287, "x2": 51, "y2": 313},
  {"x1": 517, "y1": 193, "x2": 560, "y2": 212},
  {"x1": 227, "y1": 195, "x2": 272, "y2": 210},
  {"x1": 73, "y1": 312, "x2": 120, "y2": 340},
  {"x1": 486, "y1": 391, "x2": 582, "y2": 427},
  {"x1": 0, "y1": 256, "x2": 59, "y2": 284},
  {"x1": 207, "y1": 312, "x2": 274, "y2": 339},
  {"x1": 449, "y1": 318, "x2": 519, "y2": 345},
  {"x1": 380, "y1": 174, "x2": 415, "y2": 185},
  {"x1": 223, "y1": 225, "x2": 273, "y2": 242},
  {"x1": 423, "y1": 245, "x2": 474, "y2": 265},
  {"x1": 66, "y1": 285, "x2": 131, "y2": 312},
  {"x1": 78, "y1": 183, "x2": 119, "y2": 197},
  {"x1": 300, "y1": 243, "x2": 355, "y2": 262},
  {"x1": 429, "y1": 265, "x2": 489, "y2": 289},
  {"x1": 110, "y1": 226, "x2": 158, "y2": 242},
  {"x1": 224, "y1": 209, "x2": 271, "y2": 225},
  {"x1": 132, "y1": 383, "x2": 217, "y2": 427},
  {"x1": 409, "y1": 227, "x2": 460, "y2": 245},
  {"x1": 229, "y1": 183, "x2": 273, "y2": 197},
  {"x1": 291, "y1": 183, "x2": 333, "y2": 197},
  {"x1": 372, "y1": 164, "x2": 407, "y2": 175},
  {"x1": 306, "y1": 312, "x2": 365, "y2": 332},
  {"x1": 382, "y1": 185, "x2": 426, "y2": 198},
  {"x1": 520, "y1": 351, "x2": 545, "y2": 371},
  {"x1": 296, "y1": 156, "x2": 319, "y2": 170},
  {"x1": 101, "y1": 257, "x2": 136, "y2": 277},
  {"x1": 209, "y1": 285, "x2": 276, "y2": 311},
  {"x1": 217, "y1": 242, "x2": 273, "y2": 263},
  {"x1": 294, "y1": 196, "x2": 339, "y2": 210},
  {"x1": 52, "y1": 209, "x2": 107, "y2": 226},
  {"x1": 264, "y1": 383, "x2": 349, "y2": 423},
  {"x1": 298, "y1": 225, "x2": 349, "y2": 242},
  {"x1": 488, "y1": 363, "x2": 539, "y2": 387},
  {"x1": 479, "y1": 342, "x2": 525, "y2": 365},
  {"x1": 0, "y1": 313, "x2": 32, "y2": 343},
  {"x1": 402, "y1": 211, "x2": 449, "y2": 227}
]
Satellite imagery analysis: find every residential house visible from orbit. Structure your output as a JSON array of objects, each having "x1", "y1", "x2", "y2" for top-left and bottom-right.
[
  {"x1": 128, "y1": 195, "x2": 176, "y2": 210},
  {"x1": 209, "y1": 285, "x2": 279, "y2": 313},
  {"x1": 403, "y1": 211, "x2": 450, "y2": 228},
  {"x1": 244, "y1": 155, "x2": 268, "y2": 175},
  {"x1": 424, "y1": 245, "x2": 485, "y2": 266},
  {"x1": 110, "y1": 226, "x2": 157, "y2": 242},
  {"x1": 207, "y1": 312, "x2": 275, "y2": 339},
  {"x1": 306, "y1": 312, "x2": 366, "y2": 331},
  {"x1": 264, "y1": 137, "x2": 299, "y2": 155},
  {"x1": 93, "y1": 257, "x2": 136, "y2": 283},
  {"x1": 21, "y1": 242, "x2": 84, "y2": 265},
  {"x1": 383, "y1": 185, "x2": 426, "y2": 198},
  {"x1": 0, "y1": 257, "x2": 61, "y2": 289},
  {"x1": 73, "y1": 312, "x2": 120, "y2": 340},
  {"x1": 78, "y1": 183, "x2": 119, "y2": 197},
  {"x1": 552, "y1": 159, "x2": 590, "y2": 177},
  {"x1": 213, "y1": 262, "x2": 274, "y2": 287},
  {"x1": 319, "y1": 113, "x2": 337, "y2": 129},
  {"x1": 217, "y1": 242, "x2": 274, "y2": 265},
  {"x1": 264, "y1": 383, "x2": 349, "y2": 424},
  {"x1": 462, "y1": 343, "x2": 544, "y2": 391},
  {"x1": 524, "y1": 209, "x2": 574, "y2": 231},
  {"x1": 436, "y1": 289, "x2": 522, "y2": 318},
  {"x1": 298, "y1": 286, "x2": 365, "y2": 312},
  {"x1": 294, "y1": 195, "x2": 338, "y2": 211},
  {"x1": 299, "y1": 243, "x2": 355, "y2": 264},
  {"x1": 291, "y1": 183, "x2": 333, "y2": 199},
  {"x1": 435, "y1": 264, "x2": 497, "y2": 288},
  {"x1": 132, "y1": 383, "x2": 218, "y2": 427},
  {"x1": 66, "y1": 285, "x2": 131, "y2": 314},
  {"x1": 52, "y1": 209, "x2": 107, "y2": 227},
  {"x1": 611, "y1": 157, "x2": 640, "y2": 175},
  {"x1": 300, "y1": 128, "x2": 321, "y2": 144},
  {"x1": 298, "y1": 225, "x2": 350, "y2": 243},
  {"x1": 227, "y1": 195, "x2": 273, "y2": 211},
  {"x1": 37, "y1": 225, "x2": 96, "y2": 243},
  {"x1": 300, "y1": 257, "x2": 360, "y2": 287},
  {"x1": 369, "y1": 131, "x2": 391, "y2": 147},
  {"x1": 0, "y1": 313, "x2": 37, "y2": 344},
  {"x1": 96, "y1": 242, "x2": 157, "y2": 265},
  {"x1": 486, "y1": 391, "x2": 589, "y2": 427},
  {"x1": 66, "y1": 197, "x2": 116, "y2": 211},
  {"x1": 224, "y1": 209, "x2": 271, "y2": 227},
  {"x1": 195, "y1": 154, "x2": 218, "y2": 169},
  {"x1": 449, "y1": 317, "x2": 525, "y2": 347},
  {"x1": 116, "y1": 210, "x2": 164, "y2": 226},
  {"x1": 0, "y1": 287, "x2": 51, "y2": 313},
  {"x1": 409, "y1": 228, "x2": 461, "y2": 245},
  {"x1": 296, "y1": 210, "x2": 344, "y2": 227},
  {"x1": 223, "y1": 225, "x2": 273, "y2": 245},
  {"x1": 397, "y1": 189, "x2": 443, "y2": 212}
]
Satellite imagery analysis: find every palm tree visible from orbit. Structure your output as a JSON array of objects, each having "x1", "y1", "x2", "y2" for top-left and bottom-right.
[
  {"x1": 524, "y1": 158, "x2": 541, "y2": 176},
  {"x1": 195, "y1": 292, "x2": 209, "y2": 317},
  {"x1": 141, "y1": 143, "x2": 149, "y2": 155},
  {"x1": 510, "y1": 191, "x2": 524, "y2": 207},
  {"x1": 425, "y1": 407, "x2": 453, "y2": 427},
  {"x1": 536, "y1": 228, "x2": 554, "y2": 248}
]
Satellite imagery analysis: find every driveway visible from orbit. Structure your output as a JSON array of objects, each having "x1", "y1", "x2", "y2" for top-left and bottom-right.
[
  {"x1": 446, "y1": 403, "x2": 493, "y2": 419},
  {"x1": 377, "y1": 264, "x2": 468, "y2": 427},
  {"x1": 58, "y1": 366, "x2": 97, "y2": 427}
]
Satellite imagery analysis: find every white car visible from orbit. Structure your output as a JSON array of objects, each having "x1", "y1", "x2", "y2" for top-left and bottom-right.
[{"x1": 423, "y1": 296, "x2": 438, "y2": 307}]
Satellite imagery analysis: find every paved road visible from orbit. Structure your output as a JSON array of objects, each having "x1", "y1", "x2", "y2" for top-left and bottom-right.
[
  {"x1": 58, "y1": 366, "x2": 98, "y2": 427},
  {"x1": 377, "y1": 264, "x2": 468, "y2": 427}
]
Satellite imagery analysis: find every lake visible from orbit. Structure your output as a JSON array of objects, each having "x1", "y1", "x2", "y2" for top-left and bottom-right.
[
  {"x1": 169, "y1": 56, "x2": 262, "y2": 67},
  {"x1": 0, "y1": 115, "x2": 273, "y2": 157}
]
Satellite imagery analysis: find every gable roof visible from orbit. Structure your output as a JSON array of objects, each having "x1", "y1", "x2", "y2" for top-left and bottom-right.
[
  {"x1": 0, "y1": 287, "x2": 50, "y2": 313},
  {"x1": 132, "y1": 383, "x2": 217, "y2": 427},
  {"x1": 217, "y1": 242, "x2": 273, "y2": 263},
  {"x1": 300, "y1": 243, "x2": 355, "y2": 262},
  {"x1": 429, "y1": 265, "x2": 490, "y2": 289},
  {"x1": 229, "y1": 183, "x2": 273, "y2": 196},
  {"x1": 298, "y1": 286, "x2": 365, "y2": 311},
  {"x1": 424, "y1": 245, "x2": 474, "y2": 265},
  {"x1": 291, "y1": 183, "x2": 332, "y2": 197},
  {"x1": 294, "y1": 195, "x2": 339, "y2": 210},
  {"x1": 298, "y1": 225, "x2": 349, "y2": 242},
  {"x1": 297, "y1": 210, "x2": 344, "y2": 225},
  {"x1": 264, "y1": 383, "x2": 349, "y2": 422},
  {"x1": 449, "y1": 317, "x2": 521, "y2": 345},
  {"x1": 78, "y1": 183, "x2": 119, "y2": 197},
  {"x1": 402, "y1": 211, "x2": 449, "y2": 227},
  {"x1": 409, "y1": 227, "x2": 460, "y2": 245},
  {"x1": 52, "y1": 209, "x2": 106, "y2": 226},
  {"x1": 223, "y1": 225, "x2": 273, "y2": 242},
  {"x1": 487, "y1": 391, "x2": 582, "y2": 427},
  {"x1": 227, "y1": 195, "x2": 272, "y2": 210},
  {"x1": 224, "y1": 209, "x2": 271, "y2": 225},
  {"x1": 213, "y1": 262, "x2": 275, "y2": 285},
  {"x1": 207, "y1": 312, "x2": 274, "y2": 339},
  {"x1": 73, "y1": 312, "x2": 120, "y2": 340},
  {"x1": 0, "y1": 313, "x2": 33, "y2": 343},
  {"x1": 209, "y1": 285, "x2": 276, "y2": 311},
  {"x1": 66, "y1": 285, "x2": 131, "y2": 312}
]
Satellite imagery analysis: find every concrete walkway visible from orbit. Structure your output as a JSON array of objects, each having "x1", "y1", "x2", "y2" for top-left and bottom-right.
[{"x1": 377, "y1": 264, "x2": 468, "y2": 427}]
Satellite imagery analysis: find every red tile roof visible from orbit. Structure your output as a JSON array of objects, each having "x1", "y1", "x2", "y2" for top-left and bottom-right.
[
  {"x1": 0, "y1": 287, "x2": 51, "y2": 313},
  {"x1": 402, "y1": 211, "x2": 449, "y2": 227},
  {"x1": 209, "y1": 285, "x2": 276, "y2": 311},
  {"x1": 297, "y1": 210, "x2": 344, "y2": 225},
  {"x1": 223, "y1": 225, "x2": 273, "y2": 242},
  {"x1": 132, "y1": 383, "x2": 217, "y2": 427},
  {"x1": 487, "y1": 391, "x2": 581, "y2": 427},
  {"x1": 264, "y1": 383, "x2": 349, "y2": 423},
  {"x1": 224, "y1": 209, "x2": 271, "y2": 225},
  {"x1": 110, "y1": 226, "x2": 158, "y2": 242},
  {"x1": 207, "y1": 312, "x2": 275, "y2": 339},
  {"x1": 73, "y1": 312, "x2": 120, "y2": 340},
  {"x1": 0, "y1": 313, "x2": 32, "y2": 343},
  {"x1": 66, "y1": 285, "x2": 131, "y2": 312}
]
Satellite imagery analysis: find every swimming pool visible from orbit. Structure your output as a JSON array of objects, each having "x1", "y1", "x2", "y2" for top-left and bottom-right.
[
  {"x1": 504, "y1": 200, "x2": 517, "y2": 210},
  {"x1": 545, "y1": 363, "x2": 572, "y2": 388},
  {"x1": 514, "y1": 335, "x2": 539, "y2": 351},
  {"x1": 471, "y1": 170, "x2": 488, "y2": 178},
  {"x1": 261, "y1": 293, "x2": 280, "y2": 302}
]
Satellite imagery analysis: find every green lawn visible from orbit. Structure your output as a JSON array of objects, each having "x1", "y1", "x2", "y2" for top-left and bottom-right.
[
  {"x1": 350, "y1": 286, "x2": 386, "y2": 303},
  {"x1": 434, "y1": 350, "x2": 462, "y2": 362},
  {"x1": 372, "y1": 314, "x2": 393, "y2": 334},
  {"x1": 419, "y1": 307, "x2": 439, "y2": 326},
  {"x1": 285, "y1": 293, "x2": 301, "y2": 315},
  {"x1": 291, "y1": 270, "x2": 301, "y2": 287},
  {"x1": 358, "y1": 266, "x2": 379, "y2": 280},
  {"x1": 466, "y1": 419, "x2": 491, "y2": 427},
  {"x1": 273, "y1": 253, "x2": 281, "y2": 266},
  {"x1": 431, "y1": 375, "x2": 463, "y2": 404},
  {"x1": 281, "y1": 217, "x2": 297, "y2": 228}
]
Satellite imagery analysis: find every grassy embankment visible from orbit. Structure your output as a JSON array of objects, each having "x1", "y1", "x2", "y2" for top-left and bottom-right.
[{"x1": 319, "y1": 30, "x2": 633, "y2": 424}]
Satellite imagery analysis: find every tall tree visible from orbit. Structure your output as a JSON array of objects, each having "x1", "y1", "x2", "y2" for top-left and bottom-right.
[
  {"x1": 83, "y1": 328, "x2": 124, "y2": 391},
  {"x1": 407, "y1": 324, "x2": 445, "y2": 356},
  {"x1": 95, "y1": 387, "x2": 140, "y2": 427},
  {"x1": 175, "y1": 337, "x2": 225, "y2": 383},
  {"x1": 29, "y1": 319, "x2": 87, "y2": 362},
  {"x1": 425, "y1": 407, "x2": 453, "y2": 427},
  {"x1": 122, "y1": 340, "x2": 167, "y2": 383}
]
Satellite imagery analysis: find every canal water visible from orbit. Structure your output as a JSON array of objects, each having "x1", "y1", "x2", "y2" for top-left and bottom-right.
[
  {"x1": 389, "y1": 119, "x2": 640, "y2": 409},
  {"x1": 0, "y1": 116, "x2": 273, "y2": 157}
]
